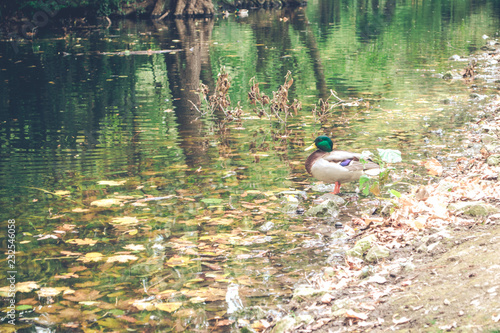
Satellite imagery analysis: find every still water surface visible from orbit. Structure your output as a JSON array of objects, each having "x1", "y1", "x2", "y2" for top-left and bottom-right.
[{"x1": 0, "y1": 0, "x2": 499, "y2": 331}]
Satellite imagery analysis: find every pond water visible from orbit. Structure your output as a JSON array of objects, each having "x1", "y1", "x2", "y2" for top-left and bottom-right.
[{"x1": 1, "y1": 0, "x2": 500, "y2": 331}]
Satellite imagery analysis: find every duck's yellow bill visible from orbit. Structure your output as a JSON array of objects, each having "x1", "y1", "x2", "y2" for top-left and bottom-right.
[{"x1": 305, "y1": 143, "x2": 317, "y2": 151}]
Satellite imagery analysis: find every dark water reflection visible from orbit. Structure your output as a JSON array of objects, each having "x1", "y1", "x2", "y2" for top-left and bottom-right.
[{"x1": 0, "y1": 0, "x2": 499, "y2": 331}]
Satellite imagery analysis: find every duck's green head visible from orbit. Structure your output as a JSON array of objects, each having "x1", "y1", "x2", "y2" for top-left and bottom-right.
[{"x1": 305, "y1": 135, "x2": 333, "y2": 152}]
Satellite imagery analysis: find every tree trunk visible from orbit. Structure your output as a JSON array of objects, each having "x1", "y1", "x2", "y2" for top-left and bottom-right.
[
  {"x1": 174, "y1": 0, "x2": 214, "y2": 17},
  {"x1": 151, "y1": 0, "x2": 167, "y2": 19}
]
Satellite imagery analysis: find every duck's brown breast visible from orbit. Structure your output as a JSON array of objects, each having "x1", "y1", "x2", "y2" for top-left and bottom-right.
[{"x1": 305, "y1": 150, "x2": 326, "y2": 174}]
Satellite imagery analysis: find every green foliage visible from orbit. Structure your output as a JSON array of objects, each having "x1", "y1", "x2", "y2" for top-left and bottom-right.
[
  {"x1": 359, "y1": 149, "x2": 402, "y2": 198},
  {"x1": 1, "y1": 0, "x2": 131, "y2": 17}
]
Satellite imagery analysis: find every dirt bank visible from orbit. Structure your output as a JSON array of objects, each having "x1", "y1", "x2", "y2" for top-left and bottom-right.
[{"x1": 259, "y1": 39, "x2": 500, "y2": 333}]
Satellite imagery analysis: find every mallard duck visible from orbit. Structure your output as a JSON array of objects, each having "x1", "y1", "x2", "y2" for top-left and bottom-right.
[{"x1": 305, "y1": 136, "x2": 380, "y2": 194}]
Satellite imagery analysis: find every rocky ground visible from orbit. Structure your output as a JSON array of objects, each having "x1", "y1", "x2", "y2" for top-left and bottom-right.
[{"x1": 257, "y1": 41, "x2": 500, "y2": 333}]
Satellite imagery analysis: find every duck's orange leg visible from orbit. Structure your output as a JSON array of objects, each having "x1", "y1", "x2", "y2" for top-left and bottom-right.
[{"x1": 332, "y1": 181, "x2": 341, "y2": 195}]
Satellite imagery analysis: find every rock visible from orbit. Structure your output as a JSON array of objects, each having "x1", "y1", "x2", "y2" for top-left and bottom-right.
[
  {"x1": 448, "y1": 201, "x2": 499, "y2": 217},
  {"x1": 481, "y1": 133, "x2": 498, "y2": 145},
  {"x1": 271, "y1": 316, "x2": 296, "y2": 333},
  {"x1": 292, "y1": 287, "x2": 325, "y2": 301},
  {"x1": 320, "y1": 293, "x2": 334, "y2": 304},
  {"x1": 305, "y1": 199, "x2": 340, "y2": 218},
  {"x1": 330, "y1": 229, "x2": 348, "y2": 240},
  {"x1": 365, "y1": 243, "x2": 390, "y2": 262},
  {"x1": 487, "y1": 154, "x2": 500, "y2": 166},
  {"x1": 259, "y1": 221, "x2": 275, "y2": 232},
  {"x1": 346, "y1": 234, "x2": 377, "y2": 258},
  {"x1": 276, "y1": 190, "x2": 307, "y2": 200},
  {"x1": 360, "y1": 265, "x2": 374, "y2": 278},
  {"x1": 271, "y1": 315, "x2": 313, "y2": 333},
  {"x1": 436, "y1": 180, "x2": 458, "y2": 193},
  {"x1": 427, "y1": 241, "x2": 440, "y2": 252},
  {"x1": 313, "y1": 193, "x2": 346, "y2": 205},
  {"x1": 332, "y1": 298, "x2": 355, "y2": 311},
  {"x1": 442, "y1": 72, "x2": 453, "y2": 80},
  {"x1": 324, "y1": 267, "x2": 335, "y2": 277},
  {"x1": 282, "y1": 202, "x2": 299, "y2": 214},
  {"x1": 311, "y1": 183, "x2": 338, "y2": 192},
  {"x1": 399, "y1": 261, "x2": 416, "y2": 272}
]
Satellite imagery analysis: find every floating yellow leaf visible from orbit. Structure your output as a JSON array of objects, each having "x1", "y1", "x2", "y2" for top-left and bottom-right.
[
  {"x1": 90, "y1": 198, "x2": 122, "y2": 207},
  {"x1": 165, "y1": 256, "x2": 192, "y2": 267},
  {"x1": 98, "y1": 317, "x2": 121, "y2": 329},
  {"x1": 132, "y1": 299, "x2": 155, "y2": 311},
  {"x1": 16, "y1": 281, "x2": 40, "y2": 293},
  {"x1": 66, "y1": 238, "x2": 97, "y2": 246},
  {"x1": 125, "y1": 229, "x2": 138, "y2": 235},
  {"x1": 111, "y1": 216, "x2": 139, "y2": 225},
  {"x1": 36, "y1": 287, "x2": 65, "y2": 297},
  {"x1": 72, "y1": 207, "x2": 90, "y2": 213},
  {"x1": 189, "y1": 296, "x2": 206, "y2": 304},
  {"x1": 55, "y1": 273, "x2": 79, "y2": 279},
  {"x1": 53, "y1": 190, "x2": 71, "y2": 195},
  {"x1": 79, "y1": 301, "x2": 100, "y2": 306},
  {"x1": 97, "y1": 180, "x2": 127, "y2": 186},
  {"x1": 77, "y1": 252, "x2": 104, "y2": 262},
  {"x1": 106, "y1": 255, "x2": 138, "y2": 263},
  {"x1": 123, "y1": 244, "x2": 145, "y2": 251},
  {"x1": 155, "y1": 302, "x2": 182, "y2": 313}
]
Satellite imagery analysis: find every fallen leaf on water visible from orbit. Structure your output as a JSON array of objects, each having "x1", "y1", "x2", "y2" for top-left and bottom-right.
[
  {"x1": 117, "y1": 315, "x2": 137, "y2": 323},
  {"x1": 53, "y1": 190, "x2": 71, "y2": 196},
  {"x1": 188, "y1": 296, "x2": 206, "y2": 304},
  {"x1": 132, "y1": 299, "x2": 155, "y2": 311},
  {"x1": 216, "y1": 319, "x2": 233, "y2": 327},
  {"x1": 77, "y1": 252, "x2": 104, "y2": 263},
  {"x1": 16, "y1": 281, "x2": 40, "y2": 293},
  {"x1": 36, "y1": 287, "x2": 66, "y2": 297},
  {"x1": 123, "y1": 244, "x2": 145, "y2": 251},
  {"x1": 166, "y1": 255, "x2": 192, "y2": 267},
  {"x1": 60, "y1": 250, "x2": 82, "y2": 256},
  {"x1": 423, "y1": 158, "x2": 443, "y2": 176},
  {"x1": 155, "y1": 302, "x2": 182, "y2": 312},
  {"x1": 97, "y1": 317, "x2": 121, "y2": 329},
  {"x1": 72, "y1": 207, "x2": 90, "y2": 213},
  {"x1": 64, "y1": 289, "x2": 103, "y2": 302},
  {"x1": 111, "y1": 216, "x2": 139, "y2": 225},
  {"x1": 346, "y1": 309, "x2": 368, "y2": 320},
  {"x1": 66, "y1": 238, "x2": 97, "y2": 246},
  {"x1": 90, "y1": 198, "x2": 122, "y2": 207},
  {"x1": 97, "y1": 180, "x2": 127, "y2": 186},
  {"x1": 55, "y1": 273, "x2": 79, "y2": 279},
  {"x1": 79, "y1": 301, "x2": 100, "y2": 306},
  {"x1": 106, "y1": 255, "x2": 138, "y2": 263}
]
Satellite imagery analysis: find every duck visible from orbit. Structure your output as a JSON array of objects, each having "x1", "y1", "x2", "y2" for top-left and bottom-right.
[{"x1": 305, "y1": 135, "x2": 380, "y2": 194}]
